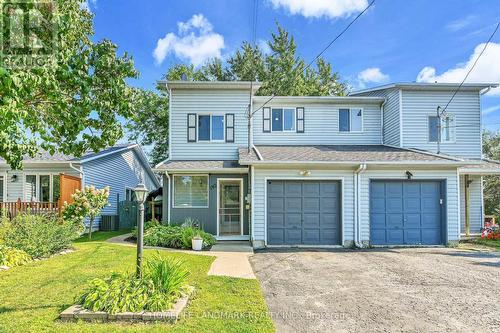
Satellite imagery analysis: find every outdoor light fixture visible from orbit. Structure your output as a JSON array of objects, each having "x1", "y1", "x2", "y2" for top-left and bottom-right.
[
  {"x1": 406, "y1": 171, "x2": 413, "y2": 180},
  {"x1": 10, "y1": 174, "x2": 18, "y2": 182},
  {"x1": 133, "y1": 182, "x2": 148, "y2": 278},
  {"x1": 300, "y1": 170, "x2": 311, "y2": 176}
]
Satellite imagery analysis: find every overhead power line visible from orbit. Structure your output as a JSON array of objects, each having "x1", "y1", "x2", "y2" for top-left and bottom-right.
[
  {"x1": 440, "y1": 22, "x2": 499, "y2": 114},
  {"x1": 250, "y1": 0, "x2": 375, "y2": 117}
]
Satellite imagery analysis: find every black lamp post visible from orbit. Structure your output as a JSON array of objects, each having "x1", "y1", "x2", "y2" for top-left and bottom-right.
[{"x1": 133, "y1": 182, "x2": 148, "y2": 278}]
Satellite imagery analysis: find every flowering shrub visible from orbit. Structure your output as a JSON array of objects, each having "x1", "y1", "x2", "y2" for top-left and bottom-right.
[
  {"x1": 480, "y1": 222, "x2": 500, "y2": 240},
  {"x1": 62, "y1": 186, "x2": 110, "y2": 240}
]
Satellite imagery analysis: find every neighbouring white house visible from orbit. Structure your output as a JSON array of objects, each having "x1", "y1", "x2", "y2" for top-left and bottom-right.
[
  {"x1": 0, "y1": 143, "x2": 160, "y2": 229},
  {"x1": 154, "y1": 80, "x2": 500, "y2": 248}
]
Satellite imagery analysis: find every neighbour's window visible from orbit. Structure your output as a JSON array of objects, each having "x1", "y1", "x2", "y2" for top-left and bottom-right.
[
  {"x1": 52, "y1": 175, "x2": 60, "y2": 202},
  {"x1": 25, "y1": 175, "x2": 37, "y2": 201},
  {"x1": 271, "y1": 108, "x2": 295, "y2": 132},
  {"x1": 339, "y1": 108, "x2": 363, "y2": 132},
  {"x1": 125, "y1": 188, "x2": 136, "y2": 202},
  {"x1": 39, "y1": 175, "x2": 50, "y2": 202},
  {"x1": 198, "y1": 115, "x2": 224, "y2": 141},
  {"x1": 0, "y1": 176, "x2": 4, "y2": 202},
  {"x1": 173, "y1": 175, "x2": 209, "y2": 208},
  {"x1": 428, "y1": 115, "x2": 454, "y2": 142}
]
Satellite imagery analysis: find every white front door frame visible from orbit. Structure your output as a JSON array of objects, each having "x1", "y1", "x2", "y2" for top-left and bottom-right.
[{"x1": 216, "y1": 178, "x2": 248, "y2": 240}]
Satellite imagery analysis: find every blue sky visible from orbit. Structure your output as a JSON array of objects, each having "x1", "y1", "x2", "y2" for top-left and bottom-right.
[{"x1": 87, "y1": 0, "x2": 500, "y2": 131}]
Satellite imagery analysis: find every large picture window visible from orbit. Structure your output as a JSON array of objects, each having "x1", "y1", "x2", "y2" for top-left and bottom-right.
[
  {"x1": 271, "y1": 108, "x2": 296, "y2": 132},
  {"x1": 173, "y1": 175, "x2": 209, "y2": 208}
]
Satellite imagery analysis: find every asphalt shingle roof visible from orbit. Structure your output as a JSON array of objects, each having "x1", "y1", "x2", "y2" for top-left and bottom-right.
[{"x1": 239, "y1": 145, "x2": 461, "y2": 164}]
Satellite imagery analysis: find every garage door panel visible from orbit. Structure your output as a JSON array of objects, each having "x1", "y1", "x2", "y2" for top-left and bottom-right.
[
  {"x1": 303, "y1": 197, "x2": 320, "y2": 211},
  {"x1": 285, "y1": 213, "x2": 302, "y2": 227},
  {"x1": 303, "y1": 182, "x2": 320, "y2": 196},
  {"x1": 386, "y1": 214, "x2": 403, "y2": 228},
  {"x1": 267, "y1": 180, "x2": 341, "y2": 245},
  {"x1": 404, "y1": 214, "x2": 421, "y2": 228},
  {"x1": 404, "y1": 229, "x2": 421, "y2": 244},
  {"x1": 285, "y1": 229, "x2": 302, "y2": 244},
  {"x1": 285, "y1": 182, "x2": 302, "y2": 197},
  {"x1": 268, "y1": 197, "x2": 284, "y2": 211},
  {"x1": 370, "y1": 180, "x2": 444, "y2": 246},
  {"x1": 321, "y1": 182, "x2": 338, "y2": 196},
  {"x1": 285, "y1": 197, "x2": 302, "y2": 212},
  {"x1": 302, "y1": 229, "x2": 320, "y2": 244},
  {"x1": 404, "y1": 198, "x2": 421, "y2": 212},
  {"x1": 386, "y1": 198, "x2": 403, "y2": 212},
  {"x1": 371, "y1": 213, "x2": 386, "y2": 228},
  {"x1": 386, "y1": 182, "x2": 403, "y2": 197},
  {"x1": 268, "y1": 229, "x2": 284, "y2": 244},
  {"x1": 371, "y1": 198, "x2": 386, "y2": 213},
  {"x1": 386, "y1": 229, "x2": 404, "y2": 244},
  {"x1": 320, "y1": 213, "x2": 338, "y2": 227},
  {"x1": 268, "y1": 182, "x2": 284, "y2": 196},
  {"x1": 268, "y1": 214, "x2": 284, "y2": 228}
]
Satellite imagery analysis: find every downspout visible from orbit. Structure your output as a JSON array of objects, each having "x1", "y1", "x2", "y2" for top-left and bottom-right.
[
  {"x1": 69, "y1": 162, "x2": 84, "y2": 189},
  {"x1": 464, "y1": 174, "x2": 470, "y2": 236},
  {"x1": 165, "y1": 171, "x2": 171, "y2": 225},
  {"x1": 354, "y1": 164, "x2": 367, "y2": 247},
  {"x1": 248, "y1": 82, "x2": 254, "y2": 153},
  {"x1": 380, "y1": 99, "x2": 387, "y2": 145}
]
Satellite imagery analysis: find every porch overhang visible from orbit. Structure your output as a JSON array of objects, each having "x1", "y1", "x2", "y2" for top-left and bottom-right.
[{"x1": 153, "y1": 160, "x2": 248, "y2": 174}]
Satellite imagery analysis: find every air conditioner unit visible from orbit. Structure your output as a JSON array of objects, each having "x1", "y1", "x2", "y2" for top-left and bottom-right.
[{"x1": 101, "y1": 215, "x2": 119, "y2": 231}]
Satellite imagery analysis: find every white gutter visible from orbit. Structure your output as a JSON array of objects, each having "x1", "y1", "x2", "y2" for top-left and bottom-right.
[
  {"x1": 238, "y1": 160, "x2": 475, "y2": 166},
  {"x1": 165, "y1": 171, "x2": 171, "y2": 225},
  {"x1": 480, "y1": 87, "x2": 491, "y2": 95},
  {"x1": 354, "y1": 164, "x2": 367, "y2": 248}
]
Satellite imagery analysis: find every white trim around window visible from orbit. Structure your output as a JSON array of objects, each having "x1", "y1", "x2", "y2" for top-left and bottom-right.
[
  {"x1": 338, "y1": 108, "x2": 364, "y2": 133},
  {"x1": 0, "y1": 172, "x2": 6, "y2": 202},
  {"x1": 197, "y1": 114, "x2": 225, "y2": 142},
  {"x1": 172, "y1": 174, "x2": 209, "y2": 208}
]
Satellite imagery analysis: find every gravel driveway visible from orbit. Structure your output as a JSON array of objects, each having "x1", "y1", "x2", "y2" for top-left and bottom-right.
[{"x1": 250, "y1": 248, "x2": 499, "y2": 333}]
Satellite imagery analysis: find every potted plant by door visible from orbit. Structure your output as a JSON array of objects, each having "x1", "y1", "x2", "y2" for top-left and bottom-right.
[{"x1": 192, "y1": 235, "x2": 203, "y2": 251}]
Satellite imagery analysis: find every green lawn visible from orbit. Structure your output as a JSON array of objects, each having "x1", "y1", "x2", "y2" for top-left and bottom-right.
[
  {"x1": 468, "y1": 238, "x2": 500, "y2": 251},
  {"x1": 74, "y1": 230, "x2": 132, "y2": 243},
  {"x1": 0, "y1": 233, "x2": 274, "y2": 332}
]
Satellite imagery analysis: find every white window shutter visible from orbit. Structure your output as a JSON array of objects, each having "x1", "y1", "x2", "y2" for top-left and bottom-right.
[
  {"x1": 225, "y1": 114, "x2": 235, "y2": 143},
  {"x1": 187, "y1": 114, "x2": 197, "y2": 142},
  {"x1": 263, "y1": 107, "x2": 271, "y2": 133},
  {"x1": 296, "y1": 107, "x2": 304, "y2": 133}
]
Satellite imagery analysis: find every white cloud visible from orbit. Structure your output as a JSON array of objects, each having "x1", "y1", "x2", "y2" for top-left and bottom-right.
[
  {"x1": 416, "y1": 42, "x2": 500, "y2": 95},
  {"x1": 153, "y1": 14, "x2": 224, "y2": 66},
  {"x1": 357, "y1": 67, "x2": 389, "y2": 88},
  {"x1": 268, "y1": 0, "x2": 369, "y2": 19},
  {"x1": 445, "y1": 15, "x2": 476, "y2": 32},
  {"x1": 257, "y1": 39, "x2": 272, "y2": 55}
]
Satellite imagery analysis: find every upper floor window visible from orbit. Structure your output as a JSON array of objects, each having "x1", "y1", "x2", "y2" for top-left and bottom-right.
[
  {"x1": 339, "y1": 108, "x2": 363, "y2": 132},
  {"x1": 272, "y1": 108, "x2": 295, "y2": 132},
  {"x1": 428, "y1": 115, "x2": 454, "y2": 142},
  {"x1": 199, "y1": 115, "x2": 224, "y2": 141},
  {"x1": 188, "y1": 114, "x2": 234, "y2": 143}
]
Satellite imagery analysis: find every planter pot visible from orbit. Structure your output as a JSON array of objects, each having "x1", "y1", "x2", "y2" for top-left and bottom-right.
[{"x1": 192, "y1": 238, "x2": 203, "y2": 251}]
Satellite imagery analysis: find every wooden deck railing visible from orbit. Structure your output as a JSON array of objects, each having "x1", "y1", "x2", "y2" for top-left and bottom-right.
[{"x1": 0, "y1": 199, "x2": 60, "y2": 219}]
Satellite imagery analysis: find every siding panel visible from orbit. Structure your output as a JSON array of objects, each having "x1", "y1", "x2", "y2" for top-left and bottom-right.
[
  {"x1": 170, "y1": 90, "x2": 250, "y2": 160},
  {"x1": 460, "y1": 175, "x2": 483, "y2": 234},
  {"x1": 402, "y1": 90, "x2": 482, "y2": 159},
  {"x1": 252, "y1": 102, "x2": 382, "y2": 145}
]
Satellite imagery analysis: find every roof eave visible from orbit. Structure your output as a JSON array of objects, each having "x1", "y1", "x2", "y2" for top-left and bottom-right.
[
  {"x1": 350, "y1": 82, "x2": 499, "y2": 95},
  {"x1": 239, "y1": 160, "x2": 470, "y2": 166},
  {"x1": 158, "y1": 80, "x2": 262, "y2": 92}
]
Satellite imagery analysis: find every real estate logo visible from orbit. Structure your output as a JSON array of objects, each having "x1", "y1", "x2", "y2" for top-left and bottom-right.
[{"x1": 0, "y1": 0, "x2": 57, "y2": 68}]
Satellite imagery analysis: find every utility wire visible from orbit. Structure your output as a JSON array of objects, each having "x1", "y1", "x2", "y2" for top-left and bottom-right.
[
  {"x1": 250, "y1": 0, "x2": 375, "y2": 117},
  {"x1": 440, "y1": 22, "x2": 499, "y2": 114}
]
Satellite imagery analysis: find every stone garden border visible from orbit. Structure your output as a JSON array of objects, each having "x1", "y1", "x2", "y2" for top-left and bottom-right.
[{"x1": 60, "y1": 287, "x2": 194, "y2": 323}]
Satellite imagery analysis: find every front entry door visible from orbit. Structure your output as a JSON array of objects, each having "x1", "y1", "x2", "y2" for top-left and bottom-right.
[{"x1": 218, "y1": 179, "x2": 242, "y2": 236}]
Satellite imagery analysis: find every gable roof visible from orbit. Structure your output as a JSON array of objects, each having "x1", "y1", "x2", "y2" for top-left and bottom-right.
[
  {"x1": 350, "y1": 82, "x2": 498, "y2": 95},
  {"x1": 239, "y1": 145, "x2": 470, "y2": 165}
]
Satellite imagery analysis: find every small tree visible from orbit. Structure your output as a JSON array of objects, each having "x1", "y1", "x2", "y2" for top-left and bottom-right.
[{"x1": 63, "y1": 186, "x2": 110, "y2": 240}]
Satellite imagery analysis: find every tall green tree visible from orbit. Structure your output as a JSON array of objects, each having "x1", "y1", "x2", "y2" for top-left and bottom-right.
[
  {"x1": 0, "y1": 0, "x2": 139, "y2": 169},
  {"x1": 482, "y1": 130, "x2": 500, "y2": 218}
]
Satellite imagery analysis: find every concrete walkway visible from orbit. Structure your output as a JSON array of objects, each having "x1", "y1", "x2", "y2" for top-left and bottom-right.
[{"x1": 106, "y1": 234, "x2": 255, "y2": 279}]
